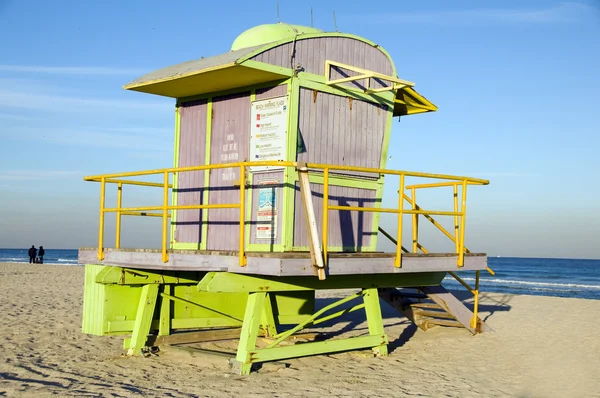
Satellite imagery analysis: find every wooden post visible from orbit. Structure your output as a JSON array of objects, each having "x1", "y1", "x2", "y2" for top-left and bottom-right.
[
  {"x1": 297, "y1": 163, "x2": 326, "y2": 280},
  {"x1": 127, "y1": 284, "x2": 159, "y2": 356}
]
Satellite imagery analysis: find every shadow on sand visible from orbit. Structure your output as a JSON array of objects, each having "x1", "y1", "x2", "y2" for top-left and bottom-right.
[{"x1": 308, "y1": 288, "x2": 514, "y2": 354}]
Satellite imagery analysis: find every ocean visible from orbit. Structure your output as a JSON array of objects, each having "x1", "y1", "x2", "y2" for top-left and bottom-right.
[
  {"x1": 1, "y1": 249, "x2": 599, "y2": 300},
  {"x1": 0, "y1": 248, "x2": 78, "y2": 266},
  {"x1": 442, "y1": 257, "x2": 600, "y2": 300}
]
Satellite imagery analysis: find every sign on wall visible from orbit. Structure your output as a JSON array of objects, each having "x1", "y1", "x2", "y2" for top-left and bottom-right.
[
  {"x1": 249, "y1": 95, "x2": 288, "y2": 171},
  {"x1": 256, "y1": 179, "x2": 278, "y2": 240}
]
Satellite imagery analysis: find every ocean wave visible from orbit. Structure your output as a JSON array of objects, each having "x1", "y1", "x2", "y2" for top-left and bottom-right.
[
  {"x1": 0, "y1": 257, "x2": 30, "y2": 261},
  {"x1": 443, "y1": 276, "x2": 600, "y2": 290},
  {"x1": 44, "y1": 262, "x2": 80, "y2": 266},
  {"x1": 57, "y1": 259, "x2": 77, "y2": 262},
  {"x1": 0, "y1": 260, "x2": 80, "y2": 266}
]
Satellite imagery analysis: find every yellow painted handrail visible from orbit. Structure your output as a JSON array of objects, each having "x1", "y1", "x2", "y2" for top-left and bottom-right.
[{"x1": 86, "y1": 160, "x2": 488, "y2": 270}]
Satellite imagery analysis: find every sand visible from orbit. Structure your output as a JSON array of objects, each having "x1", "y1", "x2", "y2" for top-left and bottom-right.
[{"x1": 0, "y1": 262, "x2": 599, "y2": 397}]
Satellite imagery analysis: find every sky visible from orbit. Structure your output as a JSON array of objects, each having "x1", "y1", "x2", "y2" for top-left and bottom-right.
[{"x1": 0, "y1": 0, "x2": 599, "y2": 259}]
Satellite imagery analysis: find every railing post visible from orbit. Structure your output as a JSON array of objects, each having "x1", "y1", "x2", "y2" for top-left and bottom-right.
[
  {"x1": 115, "y1": 182, "x2": 123, "y2": 249},
  {"x1": 239, "y1": 165, "x2": 247, "y2": 266},
  {"x1": 162, "y1": 171, "x2": 169, "y2": 263},
  {"x1": 453, "y1": 184, "x2": 459, "y2": 254},
  {"x1": 458, "y1": 180, "x2": 468, "y2": 267},
  {"x1": 322, "y1": 168, "x2": 329, "y2": 266},
  {"x1": 411, "y1": 187, "x2": 418, "y2": 253},
  {"x1": 97, "y1": 177, "x2": 106, "y2": 261},
  {"x1": 394, "y1": 174, "x2": 405, "y2": 267},
  {"x1": 471, "y1": 270, "x2": 480, "y2": 329}
]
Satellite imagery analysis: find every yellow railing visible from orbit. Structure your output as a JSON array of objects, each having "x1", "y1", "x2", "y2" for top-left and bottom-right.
[{"x1": 84, "y1": 161, "x2": 488, "y2": 269}]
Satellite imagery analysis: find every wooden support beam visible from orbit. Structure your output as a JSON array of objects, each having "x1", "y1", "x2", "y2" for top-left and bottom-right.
[
  {"x1": 363, "y1": 288, "x2": 389, "y2": 356},
  {"x1": 152, "y1": 328, "x2": 245, "y2": 346},
  {"x1": 297, "y1": 163, "x2": 326, "y2": 280},
  {"x1": 127, "y1": 284, "x2": 159, "y2": 356}
]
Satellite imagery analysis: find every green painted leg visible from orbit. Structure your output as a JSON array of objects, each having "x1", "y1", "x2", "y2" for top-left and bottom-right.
[
  {"x1": 127, "y1": 284, "x2": 159, "y2": 356},
  {"x1": 158, "y1": 285, "x2": 171, "y2": 336},
  {"x1": 261, "y1": 293, "x2": 278, "y2": 337},
  {"x1": 234, "y1": 292, "x2": 266, "y2": 375},
  {"x1": 363, "y1": 287, "x2": 389, "y2": 357}
]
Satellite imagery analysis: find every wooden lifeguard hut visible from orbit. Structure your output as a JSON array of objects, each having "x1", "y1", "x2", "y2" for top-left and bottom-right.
[{"x1": 80, "y1": 22, "x2": 493, "y2": 374}]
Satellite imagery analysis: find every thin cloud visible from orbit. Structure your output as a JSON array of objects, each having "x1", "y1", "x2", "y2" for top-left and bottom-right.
[
  {"x1": 0, "y1": 170, "x2": 85, "y2": 182},
  {"x1": 7, "y1": 126, "x2": 173, "y2": 153},
  {"x1": 0, "y1": 65, "x2": 148, "y2": 76},
  {"x1": 344, "y1": 2, "x2": 599, "y2": 25},
  {"x1": 463, "y1": 172, "x2": 540, "y2": 178},
  {"x1": 0, "y1": 112, "x2": 37, "y2": 121},
  {"x1": 0, "y1": 90, "x2": 171, "y2": 113}
]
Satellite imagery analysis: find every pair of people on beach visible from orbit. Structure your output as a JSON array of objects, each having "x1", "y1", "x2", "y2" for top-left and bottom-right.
[{"x1": 28, "y1": 245, "x2": 45, "y2": 264}]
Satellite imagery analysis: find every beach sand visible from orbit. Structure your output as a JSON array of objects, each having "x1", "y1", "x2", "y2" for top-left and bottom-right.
[{"x1": 1, "y1": 262, "x2": 598, "y2": 397}]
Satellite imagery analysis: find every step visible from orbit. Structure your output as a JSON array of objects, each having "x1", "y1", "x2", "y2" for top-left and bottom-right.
[
  {"x1": 424, "y1": 319, "x2": 463, "y2": 328},
  {"x1": 414, "y1": 309, "x2": 457, "y2": 319},
  {"x1": 409, "y1": 302, "x2": 441, "y2": 310}
]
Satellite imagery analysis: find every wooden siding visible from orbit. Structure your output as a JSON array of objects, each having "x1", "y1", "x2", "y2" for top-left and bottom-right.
[
  {"x1": 297, "y1": 88, "x2": 388, "y2": 178},
  {"x1": 293, "y1": 182, "x2": 378, "y2": 250},
  {"x1": 174, "y1": 99, "x2": 207, "y2": 244},
  {"x1": 251, "y1": 37, "x2": 395, "y2": 90},
  {"x1": 256, "y1": 84, "x2": 287, "y2": 100},
  {"x1": 207, "y1": 92, "x2": 251, "y2": 250}
]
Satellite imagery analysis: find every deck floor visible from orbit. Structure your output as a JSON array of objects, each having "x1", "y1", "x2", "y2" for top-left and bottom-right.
[{"x1": 78, "y1": 248, "x2": 487, "y2": 276}]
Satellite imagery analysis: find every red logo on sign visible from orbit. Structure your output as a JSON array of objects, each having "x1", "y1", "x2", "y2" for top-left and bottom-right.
[
  {"x1": 256, "y1": 114, "x2": 260, "y2": 120},
  {"x1": 256, "y1": 124, "x2": 260, "y2": 128}
]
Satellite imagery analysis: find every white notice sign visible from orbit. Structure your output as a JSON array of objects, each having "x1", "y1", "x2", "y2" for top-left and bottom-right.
[
  {"x1": 249, "y1": 95, "x2": 288, "y2": 171},
  {"x1": 256, "y1": 180, "x2": 278, "y2": 240}
]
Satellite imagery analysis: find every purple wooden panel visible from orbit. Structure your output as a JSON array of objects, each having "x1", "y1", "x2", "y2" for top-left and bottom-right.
[
  {"x1": 255, "y1": 84, "x2": 287, "y2": 100},
  {"x1": 249, "y1": 171, "x2": 284, "y2": 246},
  {"x1": 252, "y1": 37, "x2": 394, "y2": 90},
  {"x1": 207, "y1": 92, "x2": 251, "y2": 250},
  {"x1": 175, "y1": 100, "x2": 207, "y2": 244},
  {"x1": 293, "y1": 183, "x2": 378, "y2": 249},
  {"x1": 297, "y1": 88, "x2": 388, "y2": 178}
]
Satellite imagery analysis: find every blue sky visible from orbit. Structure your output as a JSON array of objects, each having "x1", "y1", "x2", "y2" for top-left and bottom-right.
[{"x1": 0, "y1": 0, "x2": 599, "y2": 258}]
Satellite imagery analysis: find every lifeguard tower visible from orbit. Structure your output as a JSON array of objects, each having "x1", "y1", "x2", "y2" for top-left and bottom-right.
[{"x1": 79, "y1": 22, "x2": 493, "y2": 374}]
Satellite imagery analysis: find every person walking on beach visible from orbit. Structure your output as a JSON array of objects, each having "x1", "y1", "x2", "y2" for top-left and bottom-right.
[
  {"x1": 28, "y1": 245, "x2": 37, "y2": 263},
  {"x1": 38, "y1": 246, "x2": 45, "y2": 264}
]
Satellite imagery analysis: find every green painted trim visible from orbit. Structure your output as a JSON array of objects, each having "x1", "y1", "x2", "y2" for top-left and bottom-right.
[
  {"x1": 240, "y1": 59, "x2": 294, "y2": 78},
  {"x1": 246, "y1": 243, "x2": 286, "y2": 252},
  {"x1": 198, "y1": 271, "x2": 446, "y2": 293},
  {"x1": 178, "y1": 79, "x2": 290, "y2": 105},
  {"x1": 245, "y1": 90, "x2": 257, "y2": 247},
  {"x1": 379, "y1": 98, "x2": 395, "y2": 169},
  {"x1": 170, "y1": 107, "x2": 181, "y2": 248},
  {"x1": 303, "y1": 173, "x2": 382, "y2": 190},
  {"x1": 236, "y1": 32, "x2": 398, "y2": 76},
  {"x1": 96, "y1": 266, "x2": 203, "y2": 285},
  {"x1": 283, "y1": 77, "x2": 300, "y2": 250},
  {"x1": 291, "y1": 245, "x2": 377, "y2": 252},
  {"x1": 297, "y1": 74, "x2": 395, "y2": 108},
  {"x1": 172, "y1": 242, "x2": 204, "y2": 251},
  {"x1": 201, "y1": 98, "x2": 213, "y2": 251},
  {"x1": 370, "y1": 181, "x2": 385, "y2": 250}
]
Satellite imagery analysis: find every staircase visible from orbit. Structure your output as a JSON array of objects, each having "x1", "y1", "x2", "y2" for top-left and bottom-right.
[{"x1": 380, "y1": 285, "x2": 491, "y2": 334}]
